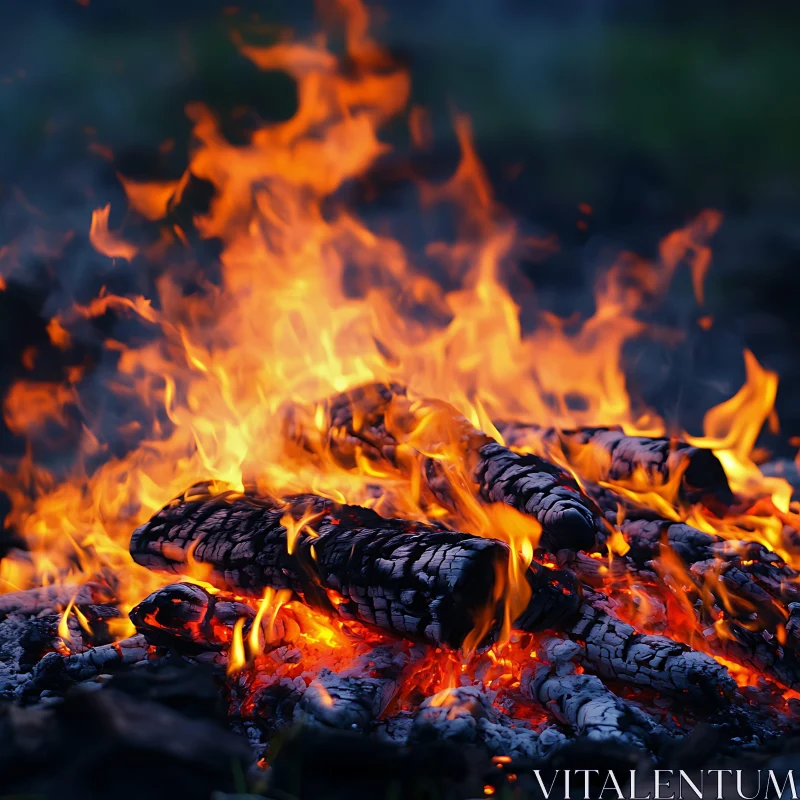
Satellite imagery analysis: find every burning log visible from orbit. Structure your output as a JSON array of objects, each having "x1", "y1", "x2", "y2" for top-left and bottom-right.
[
  {"x1": 700, "y1": 620, "x2": 800, "y2": 691},
  {"x1": 130, "y1": 484, "x2": 510, "y2": 649},
  {"x1": 501, "y1": 423, "x2": 732, "y2": 504},
  {"x1": 565, "y1": 603, "x2": 737, "y2": 702},
  {"x1": 294, "y1": 645, "x2": 408, "y2": 733},
  {"x1": 287, "y1": 384, "x2": 599, "y2": 552},
  {"x1": 619, "y1": 519, "x2": 800, "y2": 634},
  {"x1": 407, "y1": 684, "x2": 557, "y2": 760},
  {"x1": 19, "y1": 635, "x2": 151, "y2": 697},
  {"x1": 622, "y1": 519, "x2": 721, "y2": 568},
  {"x1": 51, "y1": 634, "x2": 150, "y2": 681},
  {"x1": 131, "y1": 486, "x2": 587, "y2": 647},
  {"x1": 130, "y1": 582, "x2": 257, "y2": 654},
  {"x1": 520, "y1": 637, "x2": 657, "y2": 751},
  {"x1": 577, "y1": 515, "x2": 800, "y2": 618},
  {"x1": 408, "y1": 685, "x2": 496, "y2": 744},
  {"x1": 562, "y1": 530, "x2": 800, "y2": 691},
  {"x1": 0, "y1": 582, "x2": 115, "y2": 622},
  {"x1": 516, "y1": 559, "x2": 583, "y2": 632},
  {"x1": 473, "y1": 444, "x2": 598, "y2": 553},
  {"x1": 129, "y1": 485, "x2": 738, "y2": 703}
]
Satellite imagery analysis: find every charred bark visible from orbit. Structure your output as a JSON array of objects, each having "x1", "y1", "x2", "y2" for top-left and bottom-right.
[
  {"x1": 20, "y1": 635, "x2": 150, "y2": 697},
  {"x1": 473, "y1": 444, "x2": 599, "y2": 553},
  {"x1": 515, "y1": 560, "x2": 582, "y2": 633},
  {"x1": 285, "y1": 383, "x2": 599, "y2": 552},
  {"x1": 293, "y1": 645, "x2": 408, "y2": 733},
  {"x1": 500, "y1": 423, "x2": 732, "y2": 505},
  {"x1": 130, "y1": 583, "x2": 257, "y2": 654},
  {"x1": 620, "y1": 518, "x2": 800, "y2": 631},
  {"x1": 700, "y1": 620, "x2": 800, "y2": 691},
  {"x1": 130, "y1": 485, "x2": 509, "y2": 649},
  {"x1": 560, "y1": 527, "x2": 800, "y2": 691},
  {"x1": 520, "y1": 637, "x2": 657, "y2": 751},
  {"x1": 564, "y1": 603, "x2": 737, "y2": 702},
  {"x1": 0, "y1": 582, "x2": 115, "y2": 622},
  {"x1": 407, "y1": 684, "x2": 556, "y2": 760}
]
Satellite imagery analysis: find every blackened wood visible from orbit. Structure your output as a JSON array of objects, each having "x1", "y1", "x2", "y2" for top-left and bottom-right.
[
  {"x1": 20, "y1": 635, "x2": 150, "y2": 697},
  {"x1": 474, "y1": 443, "x2": 598, "y2": 552},
  {"x1": 622, "y1": 518, "x2": 720, "y2": 567},
  {"x1": 0, "y1": 615, "x2": 63, "y2": 697},
  {"x1": 690, "y1": 558, "x2": 795, "y2": 629},
  {"x1": 700, "y1": 618, "x2": 800, "y2": 691},
  {"x1": 622, "y1": 519, "x2": 800, "y2": 618},
  {"x1": 408, "y1": 685, "x2": 551, "y2": 760},
  {"x1": 608, "y1": 517, "x2": 800, "y2": 610},
  {"x1": 515, "y1": 560, "x2": 582, "y2": 633},
  {"x1": 501, "y1": 423, "x2": 732, "y2": 504},
  {"x1": 286, "y1": 383, "x2": 599, "y2": 552},
  {"x1": 520, "y1": 637, "x2": 656, "y2": 751},
  {"x1": 565, "y1": 603, "x2": 737, "y2": 702},
  {"x1": 293, "y1": 645, "x2": 407, "y2": 732},
  {"x1": 562, "y1": 530, "x2": 800, "y2": 692},
  {"x1": 130, "y1": 485, "x2": 509, "y2": 649},
  {"x1": 408, "y1": 685, "x2": 495, "y2": 744},
  {"x1": 0, "y1": 582, "x2": 114, "y2": 622},
  {"x1": 60, "y1": 634, "x2": 150, "y2": 680},
  {"x1": 130, "y1": 583, "x2": 256, "y2": 653}
]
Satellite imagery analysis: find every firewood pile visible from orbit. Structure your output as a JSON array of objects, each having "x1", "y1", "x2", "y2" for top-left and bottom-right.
[
  {"x1": 2, "y1": 3, "x2": 800, "y2": 798},
  {"x1": 2, "y1": 384, "x2": 800, "y2": 798}
]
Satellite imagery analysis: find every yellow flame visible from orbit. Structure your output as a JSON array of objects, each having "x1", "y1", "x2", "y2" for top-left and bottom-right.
[
  {"x1": 227, "y1": 617, "x2": 247, "y2": 676},
  {"x1": 57, "y1": 594, "x2": 76, "y2": 645}
]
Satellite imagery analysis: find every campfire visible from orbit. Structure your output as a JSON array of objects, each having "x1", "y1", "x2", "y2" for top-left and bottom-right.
[{"x1": 1, "y1": 2, "x2": 799, "y2": 797}]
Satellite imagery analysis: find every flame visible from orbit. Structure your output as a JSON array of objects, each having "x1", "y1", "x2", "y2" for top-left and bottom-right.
[
  {"x1": 249, "y1": 587, "x2": 292, "y2": 654},
  {"x1": 88, "y1": 204, "x2": 138, "y2": 261},
  {"x1": 687, "y1": 349, "x2": 778, "y2": 490},
  {"x1": 281, "y1": 508, "x2": 322, "y2": 556},
  {"x1": 57, "y1": 594, "x2": 76, "y2": 646},
  {"x1": 227, "y1": 617, "x2": 247, "y2": 676},
  {"x1": 0, "y1": 0, "x2": 795, "y2": 709}
]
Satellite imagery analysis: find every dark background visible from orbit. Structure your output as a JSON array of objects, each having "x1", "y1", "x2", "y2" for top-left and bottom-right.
[{"x1": 1, "y1": 0, "x2": 799, "y2": 456}]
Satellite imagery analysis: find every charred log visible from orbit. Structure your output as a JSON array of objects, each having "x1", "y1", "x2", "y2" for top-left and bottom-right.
[
  {"x1": 0, "y1": 615, "x2": 63, "y2": 697},
  {"x1": 130, "y1": 485, "x2": 509, "y2": 649},
  {"x1": 293, "y1": 645, "x2": 408, "y2": 732},
  {"x1": 286, "y1": 384, "x2": 599, "y2": 552},
  {"x1": 501, "y1": 423, "x2": 732, "y2": 505},
  {"x1": 19, "y1": 635, "x2": 150, "y2": 697},
  {"x1": 0, "y1": 582, "x2": 115, "y2": 622},
  {"x1": 561, "y1": 532, "x2": 800, "y2": 691},
  {"x1": 130, "y1": 582, "x2": 256, "y2": 654},
  {"x1": 473, "y1": 443, "x2": 598, "y2": 553},
  {"x1": 620, "y1": 519, "x2": 800, "y2": 630},
  {"x1": 700, "y1": 620, "x2": 800, "y2": 691},
  {"x1": 407, "y1": 684, "x2": 557, "y2": 760},
  {"x1": 515, "y1": 559, "x2": 582, "y2": 633},
  {"x1": 520, "y1": 637, "x2": 657, "y2": 751},
  {"x1": 587, "y1": 517, "x2": 800, "y2": 611},
  {"x1": 564, "y1": 603, "x2": 737, "y2": 702},
  {"x1": 622, "y1": 519, "x2": 720, "y2": 568}
]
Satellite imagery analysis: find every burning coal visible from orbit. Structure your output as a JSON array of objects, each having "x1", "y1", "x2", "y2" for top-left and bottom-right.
[{"x1": 1, "y1": 1, "x2": 799, "y2": 797}]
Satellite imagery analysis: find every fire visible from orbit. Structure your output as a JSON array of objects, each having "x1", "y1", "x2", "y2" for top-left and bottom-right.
[
  {"x1": 227, "y1": 617, "x2": 247, "y2": 676},
  {"x1": 249, "y1": 587, "x2": 292, "y2": 654},
  {"x1": 0, "y1": 0, "x2": 797, "y2": 722},
  {"x1": 88, "y1": 204, "x2": 138, "y2": 262}
]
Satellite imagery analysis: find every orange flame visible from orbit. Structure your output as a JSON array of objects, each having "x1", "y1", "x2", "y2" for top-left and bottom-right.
[{"x1": 0, "y1": 0, "x2": 793, "y2": 707}]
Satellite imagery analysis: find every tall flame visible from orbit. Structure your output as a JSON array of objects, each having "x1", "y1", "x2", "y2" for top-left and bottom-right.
[{"x1": 0, "y1": 0, "x2": 793, "y2": 642}]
